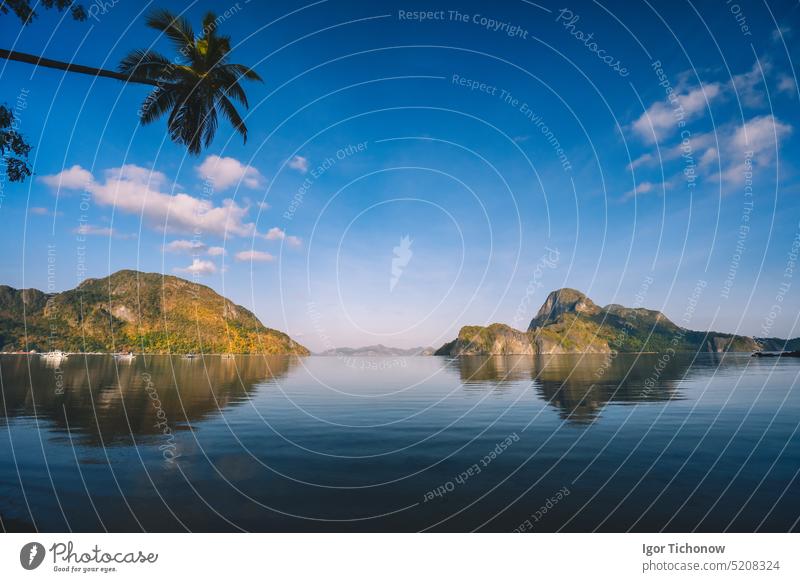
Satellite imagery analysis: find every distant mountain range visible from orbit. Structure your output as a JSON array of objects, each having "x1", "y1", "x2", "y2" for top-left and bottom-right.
[
  {"x1": 435, "y1": 288, "x2": 800, "y2": 356},
  {"x1": 317, "y1": 344, "x2": 435, "y2": 357},
  {"x1": 0, "y1": 270, "x2": 308, "y2": 355}
]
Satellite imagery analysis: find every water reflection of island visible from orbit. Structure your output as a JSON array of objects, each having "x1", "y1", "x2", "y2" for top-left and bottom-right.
[
  {"x1": 452, "y1": 354, "x2": 690, "y2": 424},
  {"x1": 0, "y1": 355, "x2": 297, "y2": 445}
]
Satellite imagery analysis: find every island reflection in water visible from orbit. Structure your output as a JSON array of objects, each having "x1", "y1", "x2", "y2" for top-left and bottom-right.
[
  {"x1": 0, "y1": 355, "x2": 297, "y2": 446},
  {"x1": 1, "y1": 353, "x2": 798, "y2": 533},
  {"x1": 453, "y1": 353, "x2": 688, "y2": 424}
]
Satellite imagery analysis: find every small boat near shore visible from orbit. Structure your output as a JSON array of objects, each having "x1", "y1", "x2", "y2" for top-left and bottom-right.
[
  {"x1": 40, "y1": 350, "x2": 68, "y2": 361},
  {"x1": 114, "y1": 352, "x2": 136, "y2": 362}
]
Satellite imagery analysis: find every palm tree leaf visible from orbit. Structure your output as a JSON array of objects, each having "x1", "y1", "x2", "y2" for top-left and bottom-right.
[
  {"x1": 223, "y1": 82, "x2": 248, "y2": 107},
  {"x1": 146, "y1": 9, "x2": 196, "y2": 56},
  {"x1": 202, "y1": 105, "x2": 218, "y2": 149},
  {"x1": 217, "y1": 95, "x2": 247, "y2": 143},
  {"x1": 118, "y1": 49, "x2": 173, "y2": 81},
  {"x1": 222, "y1": 63, "x2": 262, "y2": 82},
  {"x1": 213, "y1": 68, "x2": 248, "y2": 106},
  {"x1": 139, "y1": 86, "x2": 179, "y2": 125}
]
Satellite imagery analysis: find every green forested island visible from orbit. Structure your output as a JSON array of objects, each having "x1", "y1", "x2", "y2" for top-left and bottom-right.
[
  {"x1": 435, "y1": 288, "x2": 800, "y2": 356},
  {"x1": 0, "y1": 270, "x2": 308, "y2": 355},
  {"x1": 2, "y1": 275, "x2": 797, "y2": 357}
]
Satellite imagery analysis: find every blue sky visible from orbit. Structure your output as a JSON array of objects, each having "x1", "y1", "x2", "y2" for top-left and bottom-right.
[{"x1": 1, "y1": 0, "x2": 799, "y2": 350}]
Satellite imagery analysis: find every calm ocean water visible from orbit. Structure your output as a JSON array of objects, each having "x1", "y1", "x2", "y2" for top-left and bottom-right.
[{"x1": 1, "y1": 353, "x2": 798, "y2": 532}]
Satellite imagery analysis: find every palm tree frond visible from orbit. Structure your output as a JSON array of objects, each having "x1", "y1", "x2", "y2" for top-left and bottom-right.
[
  {"x1": 222, "y1": 81, "x2": 248, "y2": 107},
  {"x1": 116, "y1": 8, "x2": 259, "y2": 154},
  {"x1": 222, "y1": 63, "x2": 262, "y2": 82},
  {"x1": 118, "y1": 49, "x2": 173, "y2": 81},
  {"x1": 146, "y1": 9, "x2": 196, "y2": 55},
  {"x1": 217, "y1": 95, "x2": 247, "y2": 143},
  {"x1": 139, "y1": 86, "x2": 179, "y2": 125},
  {"x1": 202, "y1": 106, "x2": 218, "y2": 148}
]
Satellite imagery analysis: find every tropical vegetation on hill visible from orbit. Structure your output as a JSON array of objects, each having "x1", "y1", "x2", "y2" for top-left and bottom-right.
[
  {"x1": 0, "y1": 270, "x2": 308, "y2": 355},
  {"x1": 436, "y1": 288, "x2": 799, "y2": 356}
]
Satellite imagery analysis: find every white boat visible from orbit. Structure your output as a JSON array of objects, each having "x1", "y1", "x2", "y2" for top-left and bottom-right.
[
  {"x1": 114, "y1": 352, "x2": 135, "y2": 362},
  {"x1": 221, "y1": 353, "x2": 235, "y2": 360},
  {"x1": 183, "y1": 353, "x2": 198, "y2": 360},
  {"x1": 41, "y1": 351, "x2": 68, "y2": 361}
]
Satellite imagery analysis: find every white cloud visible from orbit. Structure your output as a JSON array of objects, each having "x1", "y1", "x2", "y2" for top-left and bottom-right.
[
  {"x1": 29, "y1": 206, "x2": 62, "y2": 217},
  {"x1": 731, "y1": 62, "x2": 770, "y2": 108},
  {"x1": 288, "y1": 155, "x2": 309, "y2": 173},
  {"x1": 731, "y1": 115, "x2": 792, "y2": 155},
  {"x1": 711, "y1": 116, "x2": 792, "y2": 184},
  {"x1": 39, "y1": 164, "x2": 94, "y2": 190},
  {"x1": 632, "y1": 83, "x2": 723, "y2": 142},
  {"x1": 627, "y1": 153, "x2": 654, "y2": 171},
  {"x1": 623, "y1": 181, "x2": 664, "y2": 200},
  {"x1": 699, "y1": 147, "x2": 718, "y2": 167},
  {"x1": 73, "y1": 224, "x2": 136, "y2": 239},
  {"x1": 164, "y1": 239, "x2": 207, "y2": 253},
  {"x1": 235, "y1": 250, "x2": 274, "y2": 262},
  {"x1": 257, "y1": 201, "x2": 271, "y2": 210},
  {"x1": 777, "y1": 75, "x2": 797, "y2": 96},
  {"x1": 772, "y1": 26, "x2": 791, "y2": 44},
  {"x1": 164, "y1": 240, "x2": 228, "y2": 257},
  {"x1": 175, "y1": 258, "x2": 217, "y2": 275},
  {"x1": 263, "y1": 226, "x2": 302, "y2": 247},
  {"x1": 41, "y1": 164, "x2": 259, "y2": 238},
  {"x1": 264, "y1": 226, "x2": 286, "y2": 240},
  {"x1": 664, "y1": 131, "x2": 716, "y2": 163},
  {"x1": 196, "y1": 155, "x2": 266, "y2": 190}
]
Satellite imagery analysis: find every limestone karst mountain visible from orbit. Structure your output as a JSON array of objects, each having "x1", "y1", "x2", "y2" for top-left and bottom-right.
[
  {"x1": 0, "y1": 270, "x2": 308, "y2": 355},
  {"x1": 436, "y1": 288, "x2": 797, "y2": 356}
]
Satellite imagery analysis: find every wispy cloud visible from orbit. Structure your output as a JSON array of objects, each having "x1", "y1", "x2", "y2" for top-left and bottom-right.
[
  {"x1": 627, "y1": 153, "x2": 654, "y2": 171},
  {"x1": 623, "y1": 181, "x2": 666, "y2": 200},
  {"x1": 174, "y1": 258, "x2": 217, "y2": 275},
  {"x1": 777, "y1": 75, "x2": 796, "y2": 97},
  {"x1": 163, "y1": 239, "x2": 228, "y2": 257},
  {"x1": 771, "y1": 26, "x2": 791, "y2": 44},
  {"x1": 73, "y1": 224, "x2": 136, "y2": 239},
  {"x1": 715, "y1": 115, "x2": 792, "y2": 183},
  {"x1": 628, "y1": 58, "x2": 794, "y2": 195},
  {"x1": 163, "y1": 239, "x2": 207, "y2": 253},
  {"x1": 263, "y1": 226, "x2": 302, "y2": 247},
  {"x1": 235, "y1": 250, "x2": 274, "y2": 262},
  {"x1": 730, "y1": 61, "x2": 770, "y2": 108},
  {"x1": 632, "y1": 83, "x2": 723, "y2": 142},
  {"x1": 288, "y1": 155, "x2": 309, "y2": 174},
  {"x1": 29, "y1": 206, "x2": 61, "y2": 217}
]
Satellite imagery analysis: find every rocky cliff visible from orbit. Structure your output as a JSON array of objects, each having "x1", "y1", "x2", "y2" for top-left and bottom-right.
[
  {"x1": 436, "y1": 288, "x2": 772, "y2": 356},
  {"x1": 0, "y1": 270, "x2": 309, "y2": 355}
]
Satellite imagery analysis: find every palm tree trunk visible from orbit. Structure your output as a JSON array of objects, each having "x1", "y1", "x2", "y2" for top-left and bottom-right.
[{"x1": 0, "y1": 49, "x2": 159, "y2": 86}]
